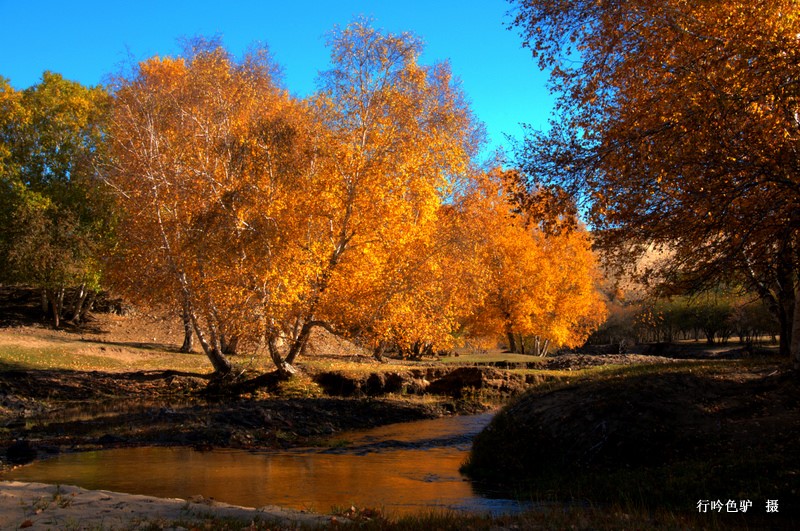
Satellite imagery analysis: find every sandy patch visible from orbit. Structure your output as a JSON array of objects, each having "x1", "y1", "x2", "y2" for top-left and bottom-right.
[{"x1": 0, "y1": 481, "x2": 329, "y2": 530}]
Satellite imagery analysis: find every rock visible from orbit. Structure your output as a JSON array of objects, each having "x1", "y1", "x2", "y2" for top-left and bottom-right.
[
  {"x1": 6, "y1": 440, "x2": 36, "y2": 464},
  {"x1": 97, "y1": 434, "x2": 126, "y2": 445},
  {"x1": 405, "y1": 378, "x2": 430, "y2": 395}
]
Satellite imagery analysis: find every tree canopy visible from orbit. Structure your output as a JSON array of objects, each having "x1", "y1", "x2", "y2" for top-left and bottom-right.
[
  {"x1": 106, "y1": 23, "x2": 496, "y2": 374},
  {"x1": 0, "y1": 72, "x2": 112, "y2": 326},
  {"x1": 103, "y1": 22, "x2": 607, "y2": 374},
  {"x1": 511, "y1": 0, "x2": 800, "y2": 366},
  {"x1": 458, "y1": 168, "x2": 606, "y2": 355}
]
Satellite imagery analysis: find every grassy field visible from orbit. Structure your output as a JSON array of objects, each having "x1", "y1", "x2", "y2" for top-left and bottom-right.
[{"x1": 0, "y1": 340, "x2": 212, "y2": 373}]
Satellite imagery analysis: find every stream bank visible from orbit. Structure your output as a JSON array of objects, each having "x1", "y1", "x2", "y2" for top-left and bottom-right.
[{"x1": 0, "y1": 367, "x2": 493, "y2": 471}]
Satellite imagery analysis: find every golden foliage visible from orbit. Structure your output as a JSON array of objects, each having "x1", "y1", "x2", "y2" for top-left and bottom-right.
[
  {"x1": 106, "y1": 22, "x2": 605, "y2": 371},
  {"x1": 512, "y1": 0, "x2": 800, "y2": 360},
  {"x1": 458, "y1": 169, "x2": 606, "y2": 353}
]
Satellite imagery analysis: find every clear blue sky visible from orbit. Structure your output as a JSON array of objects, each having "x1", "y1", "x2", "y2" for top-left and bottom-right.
[{"x1": 0, "y1": 0, "x2": 553, "y2": 157}]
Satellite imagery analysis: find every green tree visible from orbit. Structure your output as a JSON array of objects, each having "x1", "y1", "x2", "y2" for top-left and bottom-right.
[{"x1": 0, "y1": 72, "x2": 112, "y2": 326}]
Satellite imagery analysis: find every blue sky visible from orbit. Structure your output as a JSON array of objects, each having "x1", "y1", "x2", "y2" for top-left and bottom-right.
[{"x1": 0, "y1": 0, "x2": 553, "y2": 157}]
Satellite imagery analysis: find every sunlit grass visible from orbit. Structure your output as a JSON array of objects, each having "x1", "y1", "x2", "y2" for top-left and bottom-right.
[
  {"x1": 0, "y1": 342, "x2": 212, "y2": 373},
  {"x1": 439, "y1": 351, "x2": 548, "y2": 364},
  {"x1": 274, "y1": 372, "x2": 324, "y2": 398},
  {"x1": 300, "y1": 359, "x2": 417, "y2": 376},
  {"x1": 504, "y1": 359, "x2": 741, "y2": 395}
]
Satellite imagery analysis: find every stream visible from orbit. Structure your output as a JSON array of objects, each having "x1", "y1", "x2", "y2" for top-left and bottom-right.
[{"x1": 3, "y1": 413, "x2": 528, "y2": 515}]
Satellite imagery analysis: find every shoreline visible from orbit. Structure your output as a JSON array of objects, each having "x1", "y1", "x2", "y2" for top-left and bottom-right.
[{"x1": 0, "y1": 480, "x2": 331, "y2": 530}]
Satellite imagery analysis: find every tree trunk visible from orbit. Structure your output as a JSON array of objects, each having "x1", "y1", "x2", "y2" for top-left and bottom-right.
[
  {"x1": 286, "y1": 320, "x2": 314, "y2": 366},
  {"x1": 777, "y1": 253, "x2": 796, "y2": 358},
  {"x1": 203, "y1": 312, "x2": 230, "y2": 374},
  {"x1": 69, "y1": 283, "x2": 88, "y2": 325},
  {"x1": 55, "y1": 287, "x2": 65, "y2": 325},
  {"x1": 40, "y1": 288, "x2": 48, "y2": 315},
  {"x1": 506, "y1": 329, "x2": 517, "y2": 354},
  {"x1": 373, "y1": 342, "x2": 387, "y2": 363},
  {"x1": 222, "y1": 335, "x2": 239, "y2": 355},
  {"x1": 758, "y1": 253, "x2": 795, "y2": 358},
  {"x1": 778, "y1": 284, "x2": 794, "y2": 358},
  {"x1": 188, "y1": 308, "x2": 231, "y2": 375},
  {"x1": 180, "y1": 298, "x2": 194, "y2": 353},
  {"x1": 267, "y1": 334, "x2": 296, "y2": 376},
  {"x1": 792, "y1": 282, "x2": 800, "y2": 370},
  {"x1": 284, "y1": 232, "x2": 352, "y2": 366},
  {"x1": 778, "y1": 310, "x2": 792, "y2": 358},
  {"x1": 48, "y1": 290, "x2": 60, "y2": 328},
  {"x1": 79, "y1": 290, "x2": 96, "y2": 322},
  {"x1": 518, "y1": 334, "x2": 526, "y2": 355}
]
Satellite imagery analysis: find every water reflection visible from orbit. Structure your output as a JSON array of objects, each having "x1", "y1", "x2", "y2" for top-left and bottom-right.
[{"x1": 4, "y1": 413, "x2": 526, "y2": 515}]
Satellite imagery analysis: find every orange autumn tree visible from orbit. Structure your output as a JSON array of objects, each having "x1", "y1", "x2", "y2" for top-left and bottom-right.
[
  {"x1": 276, "y1": 20, "x2": 483, "y2": 367},
  {"x1": 107, "y1": 24, "x2": 605, "y2": 373},
  {"x1": 461, "y1": 169, "x2": 606, "y2": 355},
  {"x1": 323, "y1": 202, "x2": 487, "y2": 360},
  {"x1": 107, "y1": 43, "x2": 317, "y2": 375}
]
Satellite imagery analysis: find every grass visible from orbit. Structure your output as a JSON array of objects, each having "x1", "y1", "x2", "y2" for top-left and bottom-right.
[
  {"x1": 136, "y1": 503, "x2": 748, "y2": 530},
  {"x1": 301, "y1": 359, "x2": 399, "y2": 375},
  {"x1": 462, "y1": 356, "x2": 800, "y2": 526},
  {"x1": 509, "y1": 358, "x2": 732, "y2": 384},
  {"x1": 0, "y1": 339, "x2": 212, "y2": 373},
  {"x1": 274, "y1": 372, "x2": 325, "y2": 398},
  {"x1": 440, "y1": 351, "x2": 548, "y2": 364}
]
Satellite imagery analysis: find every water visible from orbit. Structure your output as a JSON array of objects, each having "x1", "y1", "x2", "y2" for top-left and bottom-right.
[{"x1": 3, "y1": 413, "x2": 527, "y2": 515}]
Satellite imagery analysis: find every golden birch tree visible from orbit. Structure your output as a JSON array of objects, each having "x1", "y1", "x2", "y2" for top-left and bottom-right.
[
  {"x1": 266, "y1": 20, "x2": 483, "y2": 369},
  {"x1": 107, "y1": 25, "x2": 484, "y2": 375},
  {"x1": 107, "y1": 45, "x2": 316, "y2": 375}
]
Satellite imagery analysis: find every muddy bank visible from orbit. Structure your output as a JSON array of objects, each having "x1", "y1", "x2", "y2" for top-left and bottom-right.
[
  {"x1": 0, "y1": 347, "x2": 697, "y2": 470},
  {"x1": 0, "y1": 366, "x2": 498, "y2": 470},
  {"x1": 312, "y1": 366, "x2": 531, "y2": 397}
]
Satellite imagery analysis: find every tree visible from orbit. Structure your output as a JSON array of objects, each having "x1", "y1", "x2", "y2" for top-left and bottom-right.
[
  {"x1": 323, "y1": 201, "x2": 487, "y2": 360},
  {"x1": 0, "y1": 73, "x2": 111, "y2": 326},
  {"x1": 270, "y1": 20, "x2": 483, "y2": 368},
  {"x1": 511, "y1": 1, "x2": 800, "y2": 366},
  {"x1": 107, "y1": 44, "x2": 315, "y2": 375},
  {"x1": 459, "y1": 169, "x2": 606, "y2": 355}
]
